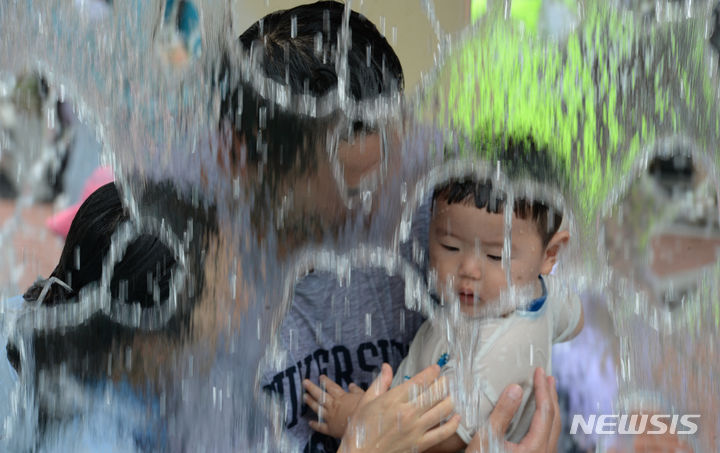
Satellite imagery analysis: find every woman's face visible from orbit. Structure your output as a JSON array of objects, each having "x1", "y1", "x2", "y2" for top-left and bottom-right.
[{"x1": 604, "y1": 157, "x2": 720, "y2": 308}]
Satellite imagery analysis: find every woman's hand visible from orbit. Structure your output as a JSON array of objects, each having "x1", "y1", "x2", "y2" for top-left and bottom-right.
[
  {"x1": 466, "y1": 368, "x2": 561, "y2": 453},
  {"x1": 338, "y1": 363, "x2": 460, "y2": 453}
]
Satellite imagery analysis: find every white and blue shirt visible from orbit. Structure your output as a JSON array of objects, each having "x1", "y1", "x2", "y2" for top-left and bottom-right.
[{"x1": 392, "y1": 275, "x2": 582, "y2": 444}]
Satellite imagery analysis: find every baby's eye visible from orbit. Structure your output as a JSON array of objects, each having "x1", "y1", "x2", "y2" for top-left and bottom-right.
[
  {"x1": 487, "y1": 254, "x2": 502, "y2": 262},
  {"x1": 441, "y1": 244, "x2": 459, "y2": 252}
]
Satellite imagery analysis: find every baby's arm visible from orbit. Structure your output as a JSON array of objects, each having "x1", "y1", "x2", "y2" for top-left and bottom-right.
[
  {"x1": 430, "y1": 322, "x2": 540, "y2": 451},
  {"x1": 568, "y1": 303, "x2": 584, "y2": 340},
  {"x1": 302, "y1": 376, "x2": 364, "y2": 439},
  {"x1": 423, "y1": 380, "x2": 506, "y2": 452},
  {"x1": 547, "y1": 276, "x2": 585, "y2": 342},
  {"x1": 423, "y1": 361, "x2": 500, "y2": 452}
]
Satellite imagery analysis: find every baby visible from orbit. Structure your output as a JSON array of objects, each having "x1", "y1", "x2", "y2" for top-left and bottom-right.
[{"x1": 303, "y1": 174, "x2": 584, "y2": 451}]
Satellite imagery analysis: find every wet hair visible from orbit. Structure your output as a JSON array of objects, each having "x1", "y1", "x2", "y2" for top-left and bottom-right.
[
  {"x1": 433, "y1": 137, "x2": 563, "y2": 246},
  {"x1": 219, "y1": 1, "x2": 403, "y2": 184},
  {"x1": 432, "y1": 179, "x2": 562, "y2": 246},
  {"x1": 238, "y1": 1, "x2": 403, "y2": 99},
  {"x1": 8, "y1": 182, "x2": 185, "y2": 378},
  {"x1": 23, "y1": 182, "x2": 176, "y2": 307}
]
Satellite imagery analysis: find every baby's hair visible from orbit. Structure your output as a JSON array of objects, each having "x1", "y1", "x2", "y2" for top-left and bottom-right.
[
  {"x1": 434, "y1": 134, "x2": 564, "y2": 245},
  {"x1": 432, "y1": 178, "x2": 562, "y2": 246}
]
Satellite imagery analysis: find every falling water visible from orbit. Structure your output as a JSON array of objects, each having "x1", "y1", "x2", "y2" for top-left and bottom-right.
[{"x1": 0, "y1": 0, "x2": 718, "y2": 452}]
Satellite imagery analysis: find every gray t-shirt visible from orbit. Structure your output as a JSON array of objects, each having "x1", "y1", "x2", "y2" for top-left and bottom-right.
[
  {"x1": 260, "y1": 268, "x2": 425, "y2": 452},
  {"x1": 260, "y1": 192, "x2": 432, "y2": 452}
]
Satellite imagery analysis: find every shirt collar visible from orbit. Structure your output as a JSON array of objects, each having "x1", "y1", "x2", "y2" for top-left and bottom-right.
[{"x1": 525, "y1": 275, "x2": 547, "y2": 312}]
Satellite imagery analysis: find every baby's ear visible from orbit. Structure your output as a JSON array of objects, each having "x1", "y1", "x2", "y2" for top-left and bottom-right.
[{"x1": 540, "y1": 230, "x2": 569, "y2": 274}]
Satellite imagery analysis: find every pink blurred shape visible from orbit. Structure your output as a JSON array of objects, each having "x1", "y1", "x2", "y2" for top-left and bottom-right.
[{"x1": 46, "y1": 166, "x2": 114, "y2": 238}]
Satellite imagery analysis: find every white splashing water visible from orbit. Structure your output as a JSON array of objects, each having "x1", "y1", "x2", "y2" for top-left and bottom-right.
[{"x1": 0, "y1": 0, "x2": 718, "y2": 452}]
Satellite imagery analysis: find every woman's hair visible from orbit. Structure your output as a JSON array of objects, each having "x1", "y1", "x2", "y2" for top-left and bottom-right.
[
  {"x1": 10, "y1": 182, "x2": 179, "y2": 378},
  {"x1": 23, "y1": 182, "x2": 176, "y2": 307}
]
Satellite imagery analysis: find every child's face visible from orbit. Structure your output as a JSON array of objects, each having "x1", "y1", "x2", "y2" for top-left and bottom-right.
[{"x1": 429, "y1": 199, "x2": 563, "y2": 316}]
